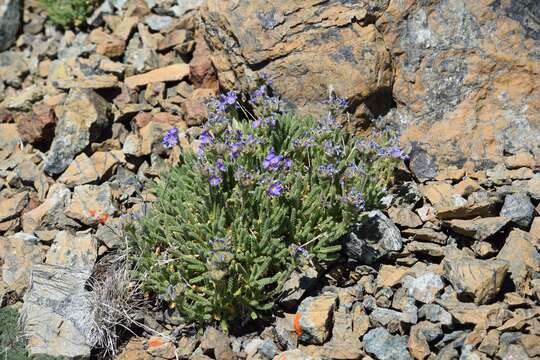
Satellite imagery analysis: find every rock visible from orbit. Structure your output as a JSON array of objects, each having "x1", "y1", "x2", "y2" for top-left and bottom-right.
[
  {"x1": 409, "y1": 146, "x2": 438, "y2": 181},
  {"x1": 406, "y1": 272, "x2": 445, "y2": 304},
  {"x1": 21, "y1": 183, "x2": 71, "y2": 234},
  {"x1": 64, "y1": 183, "x2": 116, "y2": 226},
  {"x1": 0, "y1": 123, "x2": 21, "y2": 153},
  {"x1": 279, "y1": 267, "x2": 318, "y2": 310},
  {"x1": 58, "y1": 150, "x2": 125, "y2": 186},
  {"x1": 189, "y1": 33, "x2": 218, "y2": 89},
  {"x1": 438, "y1": 300, "x2": 510, "y2": 327},
  {"x1": 0, "y1": 233, "x2": 45, "y2": 296},
  {"x1": 379, "y1": 0, "x2": 540, "y2": 170},
  {"x1": 363, "y1": 327, "x2": 412, "y2": 360},
  {"x1": 172, "y1": 0, "x2": 202, "y2": 17},
  {"x1": 200, "y1": 1, "x2": 392, "y2": 121},
  {"x1": 200, "y1": 327, "x2": 236, "y2": 360},
  {"x1": 46, "y1": 231, "x2": 96, "y2": 271},
  {"x1": 21, "y1": 264, "x2": 93, "y2": 359},
  {"x1": 408, "y1": 321, "x2": 442, "y2": 360},
  {"x1": 454, "y1": 177, "x2": 482, "y2": 197},
  {"x1": 0, "y1": 0, "x2": 22, "y2": 52},
  {"x1": 0, "y1": 191, "x2": 28, "y2": 222},
  {"x1": 402, "y1": 228, "x2": 448, "y2": 245},
  {"x1": 125, "y1": 63, "x2": 190, "y2": 88},
  {"x1": 295, "y1": 293, "x2": 337, "y2": 345},
  {"x1": 418, "y1": 304, "x2": 452, "y2": 326},
  {"x1": 344, "y1": 210, "x2": 403, "y2": 264},
  {"x1": 0, "y1": 84, "x2": 43, "y2": 111},
  {"x1": 505, "y1": 152, "x2": 536, "y2": 170},
  {"x1": 16, "y1": 103, "x2": 56, "y2": 145},
  {"x1": 370, "y1": 307, "x2": 415, "y2": 328},
  {"x1": 497, "y1": 229, "x2": 540, "y2": 292},
  {"x1": 442, "y1": 253, "x2": 508, "y2": 304},
  {"x1": 272, "y1": 349, "x2": 311, "y2": 360},
  {"x1": 44, "y1": 88, "x2": 111, "y2": 175},
  {"x1": 520, "y1": 334, "x2": 540, "y2": 357},
  {"x1": 377, "y1": 265, "x2": 414, "y2": 288},
  {"x1": 116, "y1": 337, "x2": 153, "y2": 360},
  {"x1": 388, "y1": 207, "x2": 423, "y2": 228},
  {"x1": 447, "y1": 217, "x2": 509, "y2": 241},
  {"x1": 405, "y1": 241, "x2": 445, "y2": 257},
  {"x1": 478, "y1": 329, "x2": 500, "y2": 357},
  {"x1": 500, "y1": 193, "x2": 535, "y2": 229},
  {"x1": 147, "y1": 337, "x2": 176, "y2": 359},
  {"x1": 145, "y1": 14, "x2": 173, "y2": 31},
  {"x1": 437, "y1": 191, "x2": 502, "y2": 220}
]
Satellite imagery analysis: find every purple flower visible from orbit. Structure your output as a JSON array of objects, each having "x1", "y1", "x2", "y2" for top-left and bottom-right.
[
  {"x1": 200, "y1": 130, "x2": 213, "y2": 144},
  {"x1": 221, "y1": 90, "x2": 238, "y2": 105},
  {"x1": 263, "y1": 149, "x2": 284, "y2": 170},
  {"x1": 318, "y1": 164, "x2": 338, "y2": 178},
  {"x1": 252, "y1": 85, "x2": 266, "y2": 99},
  {"x1": 229, "y1": 142, "x2": 242, "y2": 158},
  {"x1": 252, "y1": 118, "x2": 262, "y2": 128},
  {"x1": 267, "y1": 181, "x2": 283, "y2": 197},
  {"x1": 342, "y1": 189, "x2": 365, "y2": 209},
  {"x1": 162, "y1": 127, "x2": 179, "y2": 148},
  {"x1": 284, "y1": 158, "x2": 293, "y2": 169},
  {"x1": 295, "y1": 246, "x2": 309, "y2": 257},
  {"x1": 208, "y1": 175, "x2": 222, "y2": 186},
  {"x1": 216, "y1": 159, "x2": 226, "y2": 172}
]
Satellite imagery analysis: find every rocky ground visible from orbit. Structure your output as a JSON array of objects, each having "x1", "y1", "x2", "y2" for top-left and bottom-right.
[{"x1": 1, "y1": 0, "x2": 540, "y2": 359}]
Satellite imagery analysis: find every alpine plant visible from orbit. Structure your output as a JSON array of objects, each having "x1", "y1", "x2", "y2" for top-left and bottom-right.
[{"x1": 127, "y1": 76, "x2": 405, "y2": 330}]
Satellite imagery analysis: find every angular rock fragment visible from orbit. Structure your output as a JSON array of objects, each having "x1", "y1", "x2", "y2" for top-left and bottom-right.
[
  {"x1": 44, "y1": 88, "x2": 110, "y2": 175},
  {"x1": 344, "y1": 210, "x2": 402, "y2": 264},
  {"x1": 124, "y1": 63, "x2": 190, "y2": 88},
  {"x1": 406, "y1": 272, "x2": 445, "y2": 304},
  {"x1": 500, "y1": 193, "x2": 535, "y2": 229},
  {"x1": 0, "y1": 0, "x2": 22, "y2": 52},
  {"x1": 363, "y1": 327, "x2": 412, "y2": 360},
  {"x1": 0, "y1": 191, "x2": 28, "y2": 222},
  {"x1": 446, "y1": 217, "x2": 509, "y2": 241},
  {"x1": 64, "y1": 183, "x2": 116, "y2": 226},
  {"x1": 295, "y1": 293, "x2": 337, "y2": 345}
]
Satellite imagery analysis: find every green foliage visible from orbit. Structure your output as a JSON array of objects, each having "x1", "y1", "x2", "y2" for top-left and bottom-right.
[
  {"x1": 128, "y1": 85, "x2": 401, "y2": 329},
  {"x1": 0, "y1": 306, "x2": 58, "y2": 360},
  {"x1": 39, "y1": 0, "x2": 98, "y2": 28}
]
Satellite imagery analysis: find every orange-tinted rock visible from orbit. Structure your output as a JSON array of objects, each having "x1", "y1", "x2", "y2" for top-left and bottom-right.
[
  {"x1": 124, "y1": 64, "x2": 190, "y2": 88},
  {"x1": 189, "y1": 32, "x2": 218, "y2": 90},
  {"x1": 200, "y1": 1, "x2": 392, "y2": 119},
  {"x1": 377, "y1": 0, "x2": 540, "y2": 170}
]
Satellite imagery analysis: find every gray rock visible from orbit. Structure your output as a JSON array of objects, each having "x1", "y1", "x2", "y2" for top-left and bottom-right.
[
  {"x1": 145, "y1": 14, "x2": 173, "y2": 31},
  {"x1": 279, "y1": 267, "x2": 318, "y2": 310},
  {"x1": 406, "y1": 272, "x2": 445, "y2": 304},
  {"x1": 172, "y1": 0, "x2": 202, "y2": 17},
  {"x1": 370, "y1": 307, "x2": 404, "y2": 326},
  {"x1": 363, "y1": 327, "x2": 412, "y2": 360},
  {"x1": 0, "y1": 0, "x2": 22, "y2": 52},
  {"x1": 344, "y1": 210, "x2": 403, "y2": 264},
  {"x1": 499, "y1": 193, "x2": 535, "y2": 229},
  {"x1": 409, "y1": 145, "x2": 438, "y2": 181},
  {"x1": 296, "y1": 293, "x2": 337, "y2": 345},
  {"x1": 418, "y1": 304, "x2": 452, "y2": 326},
  {"x1": 21, "y1": 264, "x2": 94, "y2": 359},
  {"x1": 44, "y1": 88, "x2": 110, "y2": 175}
]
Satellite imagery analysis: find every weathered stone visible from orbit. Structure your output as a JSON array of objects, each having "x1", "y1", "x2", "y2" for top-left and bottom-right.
[
  {"x1": 408, "y1": 321, "x2": 442, "y2": 360},
  {"x1": 442, "y1": 253, "x2": 508, "y2": 304},
  {"x1": 379, "y1": 0, "x2": 540, "y2": 170},
  {"x1": 363, "y1": 327, "x2": 412, "y2": 360},
  {"x1": 402, "y1": 227, "x2": 448, "y2": 244},
  {"x1": 21, "y1": 183, "x2": 71, "y2": 234},
  {"x1": 271, "y1": 349, "x2": 311, "y2": 360},
  {"x1": 0, "y1": 233, "x2": 45, "y2": 296},
  {"x1": 0, "y1": 84, "x2": 43, "y2": 111},
  {"x1": 46, "y1": 231, "x2": 96, "y2": 271},
  {"x1": 58, "y1": 150, "x2": 125, "y2": 186},
  {"x1": 505, "y1": 152, "x2": 536, "y2": 170},
  {"x1": 44, "y1": 88, "x2": 111, "y2": 175},
  {"x1": 447, "y1": 217, "x2": 510, "y2": 241},
  {"x1": 145, "y1": 14, "x2": 173, "y2": 31},
  {"x1": 437, "y1": 191, "x2": 502, "y2": 220},
  {"x1": 21, "y1": 264, "x2": 93, "y2": 359},
  {"x1": 405, "y1": 241, "x2": 445, "y2": 257},
  {"x1": 344, "y1": 210, "x2": 402, "y2": 264},
  {"x1": 125, "y1": 63, "x2": 190, "y2": 88},
  {"x1": 295, "y1": 293, "x2": 337, "y2": 345},
  {"x1": 200, "y1": 327, "x2": 236, "y2": 360},
  {"x1": 454, "y1": 177, "x2": 482, "y2": 197},
  {"x1": 418, "y1": 304, "x2": 452, "y2": 327},
  {"x1": 116, "y1": 337, "x2": 153, "y2": 360},
  {"x1": 478, "y1": 329, "x2": 500, "y2": 357},
  {"x1": 64, "y1": 184, "x2": 116, "y2": 226},
  {"x1": 0, "y1": 0, "x2": 22, "y2": 52},
  {"x1": 201, "y1": 1, "x2": 392, "y2": 121},
  {"x1": 371, "y1": 306, "x2": 415, "y2": 327},
  {"x1": 147, "y1": 337, "x2": 176, "y2": 359},
  {"x1": 17, "y1": 103, "x2": 56, "y2": 145},
  {"x1": 279, "y1": 266, "x2": 318, "y2": 310},
  {"x1": 497, "y1": 229, "x2": 540, "y2": 292},
  {"x1": 499, "y1": 193, "x2": 535, "y2": 229},
  {"x1": 190, "y1": 32, "x2": 218, "y2": 90},
  {"x1": 376, "y1": 265, "x2": 414, "y2": 288},
  {"x1": 388, "y1": 206, "x2": 423, "y2": 228},
  {"x1": 0, "y1": 123, "x2": 21, "y2": 153},
  {"x1": 438, "y1": 300, "x2": 510, "y2": 327},
  {"x1": 0, "y1": 191, "x2": 28, "y2": 222},
  {"x1": 406, "y1": 272, "x2": 445, "y2": 304}
]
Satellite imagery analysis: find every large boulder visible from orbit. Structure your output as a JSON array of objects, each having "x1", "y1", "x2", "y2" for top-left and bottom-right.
[
  {"x1": 200, "y1": 0, "x2": 393, "y2": 120},
  {"x1": 377, "y1": 0, "x2": 540, "y2": 171},
  {"x1": 0, "y1": 0, "x2": 22, "y2": 52}
]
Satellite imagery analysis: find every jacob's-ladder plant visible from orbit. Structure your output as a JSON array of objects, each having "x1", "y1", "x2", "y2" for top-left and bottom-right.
[{"x1": 127, "y1": 77, "x2": 406, "y2": 330}]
